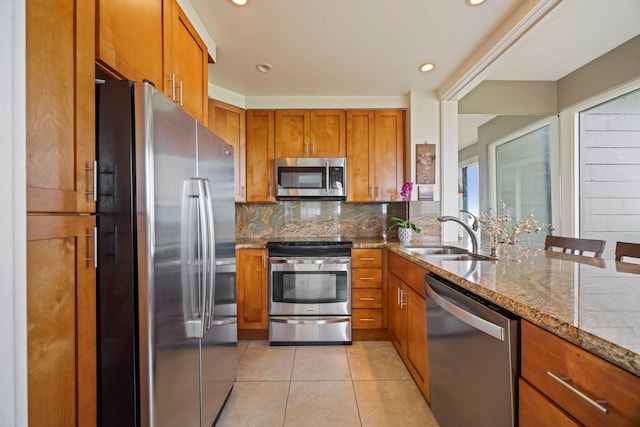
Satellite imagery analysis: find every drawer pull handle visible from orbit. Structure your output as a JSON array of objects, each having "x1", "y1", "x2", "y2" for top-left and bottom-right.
[
  {"x1": 359, "y1": 277, "x2": 375, "y2": 281},
  {"x1": 359, "y1": 257, "x2": 375, "y2": 261},
  {"x1": 359, "y1": 318, "x2": 376, "y2": 321},
  {"x1": 547, "y1": 371, "x2": 609, "y2": 414},
  {"x1": 359, "y1": 297, "x2": 376, "y2": 301}
]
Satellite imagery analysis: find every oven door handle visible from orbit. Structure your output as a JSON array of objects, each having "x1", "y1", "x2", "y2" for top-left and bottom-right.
[
  {"x1": 270, "y1": 317, "x2": 350, "y2": 325},
  {"x1": 269, "y1": 257, "x2": 351, "y2": 264}
]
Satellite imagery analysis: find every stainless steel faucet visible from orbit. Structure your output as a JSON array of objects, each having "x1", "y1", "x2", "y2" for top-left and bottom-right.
[
  {"x1": 460, "y1": 210, "x2": 479, "y2": 231},
  {"x1": 438, "y1": 215, "x2": 479, "y2": 253}
]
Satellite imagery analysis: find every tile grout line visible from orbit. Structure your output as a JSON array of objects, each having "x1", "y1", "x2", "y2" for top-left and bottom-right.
[
  {"x1": 345, "y1": 345, "x2": 365, "y2": 426},
  {"x1": 280, "y1": 345, "x2": 298, "y2": 427}
]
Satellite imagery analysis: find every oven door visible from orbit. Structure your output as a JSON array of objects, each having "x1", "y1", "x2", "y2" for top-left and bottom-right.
[{"x1": 269, "y1": 257, "x2": 351, "y2": 316}]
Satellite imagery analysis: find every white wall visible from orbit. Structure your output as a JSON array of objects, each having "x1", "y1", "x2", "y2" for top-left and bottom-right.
[{"x1": 1, "y1": 0, "x2": 27, "y2": 425}]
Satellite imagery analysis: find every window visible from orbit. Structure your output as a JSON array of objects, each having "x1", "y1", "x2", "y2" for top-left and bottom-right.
[
  {"x1": 490, "y1": 123, "x2": 552, "y2": 248},
  {"x1": 579, "y1": 87, "x2": 640, "y2": 259},
  {"x1": 460, "y1": 161, "x2": 479, "y2": 216}
]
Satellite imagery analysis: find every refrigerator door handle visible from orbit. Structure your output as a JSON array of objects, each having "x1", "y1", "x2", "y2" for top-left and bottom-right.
[
  {"x1": 201, "y1": 178, "x2": 217, "y2": 331},
  {"x1": 181, "y1": 178, "x2": 208, "y2": 338}
]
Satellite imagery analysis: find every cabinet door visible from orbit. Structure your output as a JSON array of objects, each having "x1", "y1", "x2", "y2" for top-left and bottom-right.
[
  {"x1": 209, "y1": 100, "x2": 247, "y2": 201},
  {"x1": 26, "y1": 0, "x2": 95, "y2": 213},
  {"x1": 310, "y1": 110, "x2": 346, "y2": 157},
  {"x1": 27, "y1": 215, "x2": 97, "y2": 427},
  {"x1": 96, "y1": 0, "x2": 163, "y2": 86},
  {"x1": 275, "y1": 110, "x2": 309, "y2": 157},
  {"x1": 387, "y1": 273, "x2": 404, "y2": 351},
  {"x1": 374, "y1": 110, "x2": 405, "y2": 201},
  {"x1": 246, "y1": 110, "x2": 276, "y2": 202},
  {"x1": 347, "y1": 110, "x2": 376, "y2": 201},
  {"x1": 405, "y1": 285, "x2": 429, "y2": 403},
  {"x1": 164, "y1": 0, "x2": 209, "y2": 124},
  {"x1": 236, "y1": 249, "x2": 269, "y2": 330}
]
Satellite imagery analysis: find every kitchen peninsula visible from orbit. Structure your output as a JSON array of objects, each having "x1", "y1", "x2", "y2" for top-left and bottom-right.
[
  {"x1": 384, "y1": 242, "x2": 640, "y2": 426},
  {"x1": 238, "y1": 238, "x2": 640, "y2": 376},
  {"x1": 386, "y1": 242, "x2": 640, "y2": 377}
]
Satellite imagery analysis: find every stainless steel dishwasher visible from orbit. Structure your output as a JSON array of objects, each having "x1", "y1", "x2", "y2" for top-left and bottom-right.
[{"x1": 424, "y1": 273, "x2": 519, "y2": 427}]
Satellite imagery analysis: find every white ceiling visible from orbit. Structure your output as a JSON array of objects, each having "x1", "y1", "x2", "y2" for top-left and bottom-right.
[{"x1": 188, "y1": 0, "x2": 640, "y2": 147}]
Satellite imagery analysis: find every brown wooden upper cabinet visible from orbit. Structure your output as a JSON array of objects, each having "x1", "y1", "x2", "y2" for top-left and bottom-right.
[
  {"x1": 275, "y1": 110, "x2": 346, "y2": 158},
  {"x1": 347, "y1": 110, "x2": 405, "y2": 202},
  {"x1": 96, "y1": 0, "x2": 208, "y2": 124},
  {"x1": 96, "y1": 0, "x2": 164, "y2": 87},
  {"x1": 163, "y1": 0, "x2": 209, "y2": 124},
  {"x1": 246, "y1": 110, "x2": 276, "y2": 202},
  {"x1": 27, "y1": 0, "x2": 96, "y2": 214},
  {"x1": 208, "y1": 100, "x2": 247, "y2": 202}
]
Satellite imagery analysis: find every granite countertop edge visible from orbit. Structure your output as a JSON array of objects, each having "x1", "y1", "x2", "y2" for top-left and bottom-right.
[
  {"x1": 385, "y1": 243, "x2": 640, "y2": 378},
  {"x1": 236, "y1": 238, "x2": 639, "y2": 377}
]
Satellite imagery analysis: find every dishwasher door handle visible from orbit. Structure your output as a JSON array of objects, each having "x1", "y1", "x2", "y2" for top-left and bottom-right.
[{"x1": 425, "y1": 282, "x2": 505, "y2": 341}]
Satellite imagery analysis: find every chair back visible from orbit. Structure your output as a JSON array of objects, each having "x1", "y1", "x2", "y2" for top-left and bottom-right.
[
  {"x1": 544, "y1": 235, "x2": 606, "y2": 258},
  {"x1": 615, "y1": 241, "x2": 640, "y2": 262}
]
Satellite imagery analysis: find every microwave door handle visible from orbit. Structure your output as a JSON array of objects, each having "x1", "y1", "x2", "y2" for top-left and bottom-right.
[{"x1": 326, "y1": 161, "x2": 329, "y2": 193}]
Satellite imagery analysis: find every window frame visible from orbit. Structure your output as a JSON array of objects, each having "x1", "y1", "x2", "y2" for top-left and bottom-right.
[{"x1": 487, "y1": 117, "x2": 558, "y2": 225}]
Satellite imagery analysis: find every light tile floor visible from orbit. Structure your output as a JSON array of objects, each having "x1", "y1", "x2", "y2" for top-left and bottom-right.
[{"x1": 215, "y1": 341, "x2": 439, "y2": 427}]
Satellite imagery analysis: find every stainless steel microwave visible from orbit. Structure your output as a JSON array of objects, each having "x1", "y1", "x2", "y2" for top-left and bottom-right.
[{"x1": 274, "y1": 157, "x2": 346, "y2": 200}]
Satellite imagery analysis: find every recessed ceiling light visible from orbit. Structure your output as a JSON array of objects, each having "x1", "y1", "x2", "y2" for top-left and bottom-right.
[
  {"x1": 466, "y1": 0, "x2": 487, "y2": 5},
  {"x1": 256, "y1": 63, "x2": 272, "y2": 73},
  {"x1": 231, "y1": 0, "x2": 248, "y2": 5},
  {"x1": 419, "y1": 63, "x2": 435, "y2": 73}
]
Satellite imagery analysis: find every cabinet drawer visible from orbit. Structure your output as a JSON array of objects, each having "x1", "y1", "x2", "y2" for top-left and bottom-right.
[
  {"x1": 519, "y1": 378, "x2": 580, "y2": 427},
  {"x1": 521, "y1": 321, "x2": 640, "y2": 427},
  {"x1": 388, "y1": 252, "x2": 427, "y2": 297},
  {"x1": 352, "y1": 289, "x2": 382, "y2": 308},
  {"x1": 352, "y1": 268, "x2": 382, "y2": 288},
  {"x1": 351, "y1": 249, "x2": 382, "y2": 268},
  {"x1": 352, "y1": 309, "x2": 383, "y2": 329}
]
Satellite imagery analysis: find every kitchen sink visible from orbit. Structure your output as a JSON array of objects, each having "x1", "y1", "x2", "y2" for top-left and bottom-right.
[
  {"x1": 426, "y1": 253, "x2": 496, "y2": 261},
  {"x1": 405, "y1": 246, "x2": 470, "y2": 255},
  {"x1": 405, "y1": 246, "x2": 496, "y2": 261}
]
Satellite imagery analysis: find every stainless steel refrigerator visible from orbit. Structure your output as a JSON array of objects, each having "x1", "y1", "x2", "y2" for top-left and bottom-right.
[{"x1": 96, "y1": 80, "x2": 237, "y2": 427}]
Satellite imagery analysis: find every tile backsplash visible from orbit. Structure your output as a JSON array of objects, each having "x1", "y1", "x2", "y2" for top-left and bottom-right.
[{"x1": 236, "y1": 200, "x2": 442, "y2": 243}]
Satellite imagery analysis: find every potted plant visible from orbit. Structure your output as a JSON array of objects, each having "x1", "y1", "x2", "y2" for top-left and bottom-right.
[{"x1": 388, "y1": 182, "x2": 421, "y2": 244}]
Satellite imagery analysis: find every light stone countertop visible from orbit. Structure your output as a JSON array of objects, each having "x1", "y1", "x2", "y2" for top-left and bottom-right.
[
  {"x1": 386, "y1": 242, "x2": 640, "y2": 378},
  {"x1": 236, "y1": 238, "x2": 640, "y2": 377}
]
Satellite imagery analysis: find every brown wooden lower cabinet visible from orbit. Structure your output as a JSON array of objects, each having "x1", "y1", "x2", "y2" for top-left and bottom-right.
[
  {"x1": 520, "y1": 320, "x2": 640, "y2": 427},
  {"x1": 27, "y1": 214, "x2": 96, "y2": 427},
  {"x1": 351, "y1": 248, "x2": 387, "y2": 340},
  {"x1": 519, "y1": 378, "x2": 580, "y2": 427},
  {"x1": 236, "y1": 249, "x2": 269, "y2": 339},
  {"x1": 387, "y1": 251, "x2": 429, "y2": 402}
]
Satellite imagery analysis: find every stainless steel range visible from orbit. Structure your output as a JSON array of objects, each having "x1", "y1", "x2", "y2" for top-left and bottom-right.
[{"x1": 267, "y1": 241, "x2": 353, "y2": 345}]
